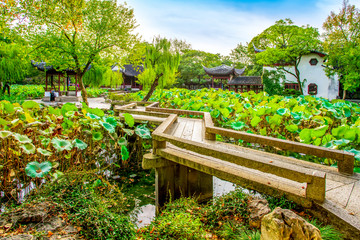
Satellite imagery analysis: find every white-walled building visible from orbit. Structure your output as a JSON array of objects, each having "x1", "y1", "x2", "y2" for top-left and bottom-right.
[{"x1": 264, "y1": 52, "x2": 339, "y2": 100}]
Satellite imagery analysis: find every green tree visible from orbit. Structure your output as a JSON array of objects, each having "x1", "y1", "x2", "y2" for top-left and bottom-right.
[
  {"x1": 249, "y1": 19, "x2": 321, "y2": 94},
  {"x1": 25, "y1": 0, "x2": 138, "y2": 105},
  {"x1": 139, "y1": 38, "x2": 180, "y2": 102},
  {"x1": 230, "y1": 43, "x2": 251, "y2": 67},
  {"x1": 323, "y1": 0, "x2": 360, "y2": 99}
]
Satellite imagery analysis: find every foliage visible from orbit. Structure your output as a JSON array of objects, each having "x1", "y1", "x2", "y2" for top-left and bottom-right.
[
  {"x1": 323, "y1": 0, "x2": 360, "y2": 99},
  {"x1": 310, "y1": 219, "x2": 343, "y2": 240},
  {"x1": 138, "y1": 37, "x2": 180, "y2": 101},
  {"x1": 230, "y1": 42, "x2": 252, "y2": 67},
  {"x1": 86, "y1": 87, "x2": 108, "y2": 98},
  {"x1": 249, "y1": 19, "x2": 321, "y2": 94},
  {"x1": 10, "y1": 85, "x2": 45, "y2": 99},
  {"x1": 27, "y1": 172, "x2": 136, "y2": 239},
  {"x1": 123, "y1": 88, "x2": 360, "y2": 169},
  {"x1": 0, "y1": 100, "x2": 152, "y2": 202},
  {"x1": 25, "y1": 0, "x2": 138, "y2": 105},
  {"x1": 262, "y1": 69, "x2": 284, "y2": 96}
]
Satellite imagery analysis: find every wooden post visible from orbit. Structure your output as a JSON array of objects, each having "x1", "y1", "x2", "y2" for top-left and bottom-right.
[
  {"x1": 211, "y1": 77, "x2": 214, "y2": 88},
  {"x1": 58, "y1": 74, "x2": 61, "y2": 96},
  {"x1": 75, "y1": 75, "x2": 78, "y2": 97},
  {"x1": 45, "y1": 74, "x2": 48, "y2": 92}
]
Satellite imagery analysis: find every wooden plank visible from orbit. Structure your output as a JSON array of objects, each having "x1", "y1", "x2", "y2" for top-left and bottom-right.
[
  {"x1": 119, "y1": 109, "x2": 171, "y2": 118},
  {"x1": 153, "y1": 114, "x2": 178, "y2": 135},
  {"x1": 158, "y1": 147, "x2": 312, "y2": 207},
  {"x1": 153, "y1": 133, "x2": 325, "y2": 187},
  {"x1": 181, "y1": 120, "x2": 195, "y2": 140},
  {"x1": 207, "y1": 126, "x2": 354, "y2": 175},
  {"x1": 171, "y1": 121, "x2": 186, "y2": 138},
  {"x1": 191, "y1": 120, "x2": 204, "y2": 142},
  {"x1": 119, "y1": 113, "x2": 166, "y2": 125},
  {"x1": 146, "y1": 107, "x2": 204, "y2": 116}
]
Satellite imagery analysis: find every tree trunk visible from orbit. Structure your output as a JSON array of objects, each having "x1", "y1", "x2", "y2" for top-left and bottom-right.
[
  {"x1": 78, "y1": 75, "x2": 89, "y2": 106},
  {"x1": 2, "y1": 83, "x2": 10, "y2": 95},
  {"x1": 294, "y1": 66, "x2": 304, "y2": 95},
  {"x1": 143, "y1": 77, "x2": 159, "y2": 102},
  {"x1": 343, "y1": 89, "x2": 346, "y2": 100}
]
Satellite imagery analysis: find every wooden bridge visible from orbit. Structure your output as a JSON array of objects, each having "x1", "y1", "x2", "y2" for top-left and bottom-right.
[{"x1": 114, "y1": 101, "x2": 360, "y2": 238}]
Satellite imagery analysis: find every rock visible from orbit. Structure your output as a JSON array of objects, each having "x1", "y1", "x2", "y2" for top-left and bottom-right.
[
  {"x1": 248, "y1": 199, "x2": 271, "y2": 229},
  {"x1": 261, "y1": 207, "x2": 322, "y2": 240},
  {"x1": 2, "y1": 234, "x2": 34, "y2": 240}
]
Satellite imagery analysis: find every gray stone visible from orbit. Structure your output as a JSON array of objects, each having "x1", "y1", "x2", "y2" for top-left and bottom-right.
[
  {"x1": 261, "y1": 207, "x2": 322, "y2": 240},
  {"x1": 1, "y1": 234, "x2": 34, "y2": 240},
  {"x1": 248, "y1": 199, "x2": 271, "y2": 229}
]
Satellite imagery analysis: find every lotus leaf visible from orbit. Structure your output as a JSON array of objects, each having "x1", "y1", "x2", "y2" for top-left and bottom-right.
[
  {"x1": 13, "y1": 133, "x2": 32, "y2": 143},
  {"x1": 100, "y1": 121, "x2": 115, "y2": 133},
  {"x1": 135, "y1": 125, "x2": 151, "y2": 139},
  {"x1": 22, "y1": 101, "x2": 40, "y2": 111},
  {"x1": 343, "y1": 107, "x2": 352, "y2": 118},
  {"x1": 243, "y1": 103, "x2": 251, "y2": 109},
  {"x1": 210, "y1": 109, "x2": 220, "y2": 118},
  {"x1": 311, "y1": 125, "x2": 328, "y2": 138},
  {"x1": 88, "y1": 108, "x2": 105, "y2": 117},
  {"x1": 92, "y1": 131, "x2": 103, "y2": 141},
  {"x1": 104, "y1": 117, "x2": 117, "y2": 127},
  {"x1": 48, "y1": 106, "x2": 62, "y2": 116},
  {"x1": 123, "y1": 113, "x2": 134, "y2": 127},
  {"x1": 346, "y1": 149, "x2": 360, "y2": 161},
  {"x1": 121, "y1": 145, "x2": 129, "y2": 161},
  {"x1": 268, "y1": 115, "x2": 282, "y2": 126},
  {"x1": 231, "y1": 121, "x2": 246, "y2": 130},
  {"x1": 0, "y1": 131, "x2": 12, "y2": 138},
  {"x1": 0, "y1": 117, "x2": 9, "y2": 126},
  {"x1": 276, "y1": 108, "x2": 288, "y2": 116},
  {"x1": 87, "y1": 113, "x2": 100, "y2": 120},
  {"x1": 73, "y1": 139, "x2": 88, "y2": 150},
  {"x1": 251, "y1": 116, "x2": 262, "y2": 127},
  {"x1": 286, "y1": 124, "x2": 298, "y2": 133},
  {"x1": 118, "y1": 137, "x2": 128, "y2": 146},
  {"x1": 25, "y1": 161, "x2": 52, "y2": 178},
  {"x1": 50, "y1": 170, "x2": 64, "y2": 181},
  {"x1": 65, "y1": 111, "x2": 75, "y2": 117},
  {"x1": 51, "y1": 138, "x2": 73, "y2": 151},
  {"x1": 61, "y1": 103, "x2": 78, "y2": 116},
  {"x1": 4, "y1": 103, "x2": 15, "y2": 114},
  {"x1": 299, "y1": 129, "x2": 312, "y2": 143},
  {"x1": 37, "y1": 148, "x2": 53, "y2": 156},
  {"x1": 220, "y1": 108, "x2": 230, "y2": 118},
  {"x1": 41, "y1": 138, "x2": 51, "y2": 147},
  {"x1": 20, "y1": 143, "x2": 36, "y2": 154},
  {"x1": 260, "y1": 127, "x2": 267, "y2": 136}
]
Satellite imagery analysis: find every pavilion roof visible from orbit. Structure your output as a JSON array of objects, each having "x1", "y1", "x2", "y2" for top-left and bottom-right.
[
  {"x1": 112, "y1": 64, "x2": 144, "y2": 77},
  {"x1": 228, "y1": 76, "x2": 262, "y2": 85},
  {"x1": 203, "y1": 65, "x2": 245, "y2": 77}
]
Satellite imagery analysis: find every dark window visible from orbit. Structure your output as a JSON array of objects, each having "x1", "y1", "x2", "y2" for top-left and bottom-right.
[
  {"x1": 308, "y1": 83, "x2": 318, "y2": 95},
  {"x1": 309, "y1": 58, "x2": 318, "y2": 66},
  {"x1": 285, "y1": 83, "x2": 299, "y2": 90}
]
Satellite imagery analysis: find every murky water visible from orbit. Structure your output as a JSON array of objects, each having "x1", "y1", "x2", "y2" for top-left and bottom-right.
[{"x1": 131, "y1": 176, "x2": 238, "y2": 228}]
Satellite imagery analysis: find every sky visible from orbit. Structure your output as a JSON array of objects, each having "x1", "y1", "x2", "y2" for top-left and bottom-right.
[{"x1": 125, "y1": 0, "x2": 355, "y2": 56}]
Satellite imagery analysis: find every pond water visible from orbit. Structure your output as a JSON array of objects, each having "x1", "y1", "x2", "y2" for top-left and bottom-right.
[{"x1": 130, "y1": 176, "x2": 237, "y2": 228}]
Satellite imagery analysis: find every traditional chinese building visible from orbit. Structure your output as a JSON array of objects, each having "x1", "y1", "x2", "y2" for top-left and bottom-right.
[
  {"x1": 203, "y1": 65, "x2": 245, "y2": 88},
  {"x1": 228, "y1": 76, "x2": 263, "y2": 93},
  {"x1": 112, "y1": 64, "x2": 143, "y2": 90},
  {"x1": 31, "y1": 61, "x2": 83, "y2": 102}
]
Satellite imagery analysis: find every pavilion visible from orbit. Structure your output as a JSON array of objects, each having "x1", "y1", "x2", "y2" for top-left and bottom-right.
[
  {"x1": 112, "y1": 64, "x2": 143, "y2": 90},
  {"x1": 203, "y1": 65, "x2": 245, "y2": 88},
  {"x1": 31, "y1": 61, "x2": 83, "y2": 102}
]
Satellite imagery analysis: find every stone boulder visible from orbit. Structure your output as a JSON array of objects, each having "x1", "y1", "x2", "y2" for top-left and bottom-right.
[
  {"x1": 261, "y1": 207, "x2": 322, "y2": 240},
  {"x1": 248, "y1": 199, "x2": 271, "y2": 229}
]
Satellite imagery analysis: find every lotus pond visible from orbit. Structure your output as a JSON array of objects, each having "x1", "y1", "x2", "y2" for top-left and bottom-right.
[{"x1": 111, "y1": 88, "x2": 360, "y2": 171}]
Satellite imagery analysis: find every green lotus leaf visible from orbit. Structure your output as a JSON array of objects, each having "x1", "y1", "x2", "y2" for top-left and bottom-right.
[
  {"x1": 285, "y1": 124, "x2": 298, "y2": 133},
  {"x1": 276, "y1": 108, "x2": 288, "y2": 116},
  {"x1": 37, "y1": 148, "x2": 53, "y2": 156},
  {"x1": 123, "y1": 113, "x2": 134, "y2": 127},
  {"x1": 4, "y1": 102, "x2": 15, "y2": 114},
  {"x1": 25, "y1": 161, "x2": 52, "y2": 178},
  {"x1": 100, "y1": 121, "x2": 115, "y2": 133},
  {"x1": 135, "y1": 125, "x2": 151, "y2": 139},
  {"x1": 0, "y1": 117, "x2": 9, "y2": 126},
  {"x1": 324, "y1": 139, "x2": 350, "y2": 149},
  {"x1": 22, "y1": 101, "x2": 40, "y2": 111},
  {"x1": 331, "y1": 125, "x2": 348, "y2": 138},
  {"x1": 73, "y1": 139, "x2": 88, "y2": 150},
  {"x1": 50, "y1": 170, "x2": 64, "y2": 181},
  {"x1": 61, "y1": 103, "x2": 78, "y2": 116},
  {"x1": 0, "y1": 130, "x2": 12, "y2": 139},
  {"x1": 87, "y1": 113, "x2": 101, "y2": 120},
  {"x1": 20, "y1": 143, "x2": 36, "y2": 154},
  {"x1": 0, "y1": 165, "x2": 3, "y2": 170},
  {"x1": 65, "y1": 111, "x2": 75, "y2": 117},
  {"x1": 255, "y1": 107, "x2": 266, "y2": 116},
  {"x1": 343, "y1": 107, "x2": 352, "y2": 118},
  {"x1": 88, "y1": 108, "x2": 105, "y2": 117},
  {"x1": 121, "y1": 145, "x2": 129, "y2": 161},
  {"x1": 321, "y1": 134, "x2": 334, "y2": 146},
  {"x1": 243, "y1": 103, "x2": 251, "y2": 109},
  {"x1": 231, "y1": 121, "x2": 246, "y2": 130},
  {"x1": 41, "y1": 138, "x2": 51, "y2": 147},
  {"x1": 92, "y1": 131, "x2": 103, "y2": 141},
  {"x1": 210, "y1": 109, "x2": 220, "y2": 118},
  {"x1": 322, "y1": 101, "x2": 333, "y2": 109},
  {"x1": 51, "y1": 138, "x2": 73, "y2": 151},
  {"x1": 48, "y1": 106, "x2": 62, "y2": 116},
  {"x1": 311, "y1": 125, "x2": 328, "y2": 138},
  {"x1": 299, "y1": 129, "x2": 312, "y2": 143},
  {"x1": 220, "y1": 108, "x2": 230, "y2": 118},
  {"x1": 268, "y1": 115, "x2": 282, "y2": 126},
  {"x1": 260, "y1": 127, "x2": 267, "y2": 136},
  {"x1": 13, "y1": 133, "x2": 32, "y2": 143},
  {"x1": 118, "y1": 137, "x2": 128, "y2": 146},
  {"x1": 104, "y1": 117, "x2": 117, "y2": 127},
  {"x1": 251, "y1": 116, "x2": 262, "y2": 127},
  {"x1": 346, "y1": 149, "x2": 360, "y2": 161},
  {"x1": 354, "y1": 167, "x2": 360, "y2": 173}
]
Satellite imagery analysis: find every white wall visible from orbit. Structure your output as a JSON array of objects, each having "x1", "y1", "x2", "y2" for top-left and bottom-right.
[{"x1": 265, "y1": 53, "x2": 339, "y2": 100}]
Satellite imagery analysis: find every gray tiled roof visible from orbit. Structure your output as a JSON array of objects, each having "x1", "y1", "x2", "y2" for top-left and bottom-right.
[
  {"x1": 228, "y1": 76, "x2": 262, "y2": 85},
  {"x1": 203, "y1": 65, "x2": 245, "y2": 77},
  {"x1": 112, "y1": 64, "x2": 144, "y2": 77}
]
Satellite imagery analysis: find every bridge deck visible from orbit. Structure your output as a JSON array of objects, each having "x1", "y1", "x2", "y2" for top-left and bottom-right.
[{"x1": 115, "y1": 103, "x2": 360, "y2": 234}]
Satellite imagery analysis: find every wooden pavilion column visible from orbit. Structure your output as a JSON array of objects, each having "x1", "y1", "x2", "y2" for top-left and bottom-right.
[
  {"x1": 211, "y1": 76, "x2": 214, "y2": 88},
  {"x1": 45, "y1": 74, "x2": 48, "y2": 91},
  {"x1": 58, "y1": 74, "x2": 61, "y2": 96}
]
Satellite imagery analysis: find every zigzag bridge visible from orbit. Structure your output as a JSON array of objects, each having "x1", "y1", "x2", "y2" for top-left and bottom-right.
[{"x1": 114, "y1": 101, "x2": 360, "y2": 238}]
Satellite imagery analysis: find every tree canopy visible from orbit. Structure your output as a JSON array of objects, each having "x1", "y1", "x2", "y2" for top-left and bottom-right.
[
  {"x1": 25, "y1": 0, "x2": 138, "y2": 104},
  {"x1": 249, "y1": 19, "x2": 321, "y2": 94},
  {"x1": 138, "y1": 37, "x2": 180, "y2": 102},
  {"x1": 323, "y1": 0, "x2": 360, "y2": 99}
]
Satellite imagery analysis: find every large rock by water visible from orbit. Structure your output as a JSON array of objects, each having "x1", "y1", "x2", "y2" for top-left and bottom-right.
[{"x1": 261, "y1": 207, "x2": 322, "y2": 240}]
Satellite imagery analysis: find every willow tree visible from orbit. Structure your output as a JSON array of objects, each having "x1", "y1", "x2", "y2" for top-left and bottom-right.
[
  {"x1": 25, "y1": 0, "x2": 138, "y2": 105},
  {"x1": 249, "y1": 19, "x2": 321, "y2": 94},
  {"x1": 138, "y1": 38, "x2": 180, "y2": 102},
  {"x1": 323, "y1": 0, "x2": 360, "y2": 99}
]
